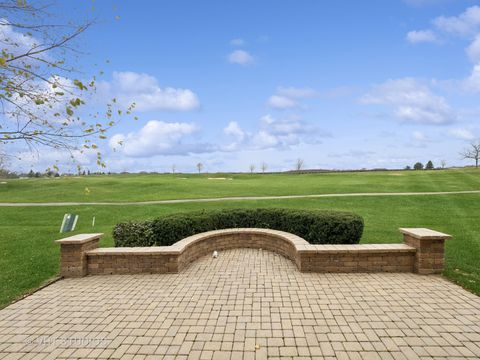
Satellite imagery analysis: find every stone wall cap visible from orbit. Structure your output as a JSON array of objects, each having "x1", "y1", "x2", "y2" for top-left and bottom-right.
[
  {"x1": 297, "y1": 243, "x2": 416, "y2": 254},
  {"x1": 87, "y1": 246, "x2": 180, "y2": 256},
  {"x1": 399, "y1": 228, "x2": 452, "y2": 240},
  {"x1": 56, "y1": 233, "x2": 103, "y2": 244},
  {"x1": 174, "y1": 228, "x2": 309, "y2": 253}
]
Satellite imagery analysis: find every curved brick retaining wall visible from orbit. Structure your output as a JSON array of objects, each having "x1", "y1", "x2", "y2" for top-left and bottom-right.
[{"x1": 56, "y1": 227, "x2": 451, "y2": 277}]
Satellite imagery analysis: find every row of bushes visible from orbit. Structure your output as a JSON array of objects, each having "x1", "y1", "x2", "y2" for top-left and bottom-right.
[{"x1": 113, "y1": 208, "x2": 364, "y2": 247}]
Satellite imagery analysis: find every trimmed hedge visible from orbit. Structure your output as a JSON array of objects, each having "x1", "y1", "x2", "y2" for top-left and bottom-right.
[{"x1": 113, "y1": 208, "x2": 364, "y2": 247}]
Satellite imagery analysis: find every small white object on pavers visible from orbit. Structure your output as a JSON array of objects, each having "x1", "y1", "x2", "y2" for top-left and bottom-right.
[{"x1": 212, "y1": 251, "x2": 218, "y2": 258}]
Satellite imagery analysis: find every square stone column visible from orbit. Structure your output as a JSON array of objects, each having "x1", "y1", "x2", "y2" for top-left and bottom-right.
[
  {"x1": 56, "y1": 233, "x2": 103, "y2": 277},
  {"x1": 399, "y1": 228, "x2": 452, "y2": 275}
]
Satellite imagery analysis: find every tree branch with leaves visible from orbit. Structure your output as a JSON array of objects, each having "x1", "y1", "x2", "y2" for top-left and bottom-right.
[{"x1": 0, "y1": 0, "x2": 134, "y2": 171}]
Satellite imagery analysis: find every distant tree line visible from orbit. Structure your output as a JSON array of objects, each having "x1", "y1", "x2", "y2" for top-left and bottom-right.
[
  {"x1": 409, "y1": 160, "x2": 435, "y2": 170},
  {"x1": 404, "y1": 142, "x2": 480, "y2": 170},
  {"x1": 2, "y1": 142, "x2": 480, "y2": 178},
  {"x1": 0, "y1": 167, "x2": 108, "y2": 179}
]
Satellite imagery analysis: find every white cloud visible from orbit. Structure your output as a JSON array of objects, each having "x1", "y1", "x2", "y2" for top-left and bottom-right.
[
  {"x1": 3, "y1": 74, "x2": 85, "y2": 132},
  {"x1": 227, "y1": 50, "x2": 254, "y2": 65},
  {"x1": 109, "y1": 120, "x2": 204, "y2": 157},
  {"x1": 267, "y1": 95, "x2": 297, "y2": 109},
  {"x1": 261, "y1": 115, "x2": 310, "y2": 136},
  {"x1": 251, "y1": 130, "x2": 280, "y2": 149},
  {"x1": 102, "y1": 71, "x2": 200, "y2": 112},
  {"x1": 406, "y1": 6, "x2": 480, "y2": 96},
  {"x1": 223, "y1": 121, "x2": 245, "y2": 142},
  {"x1": 433, "y1": 5, "x2": 480, "y2": 36},
  {"x1": 12, "y1": 148, "x2": 97, "y2": 172},
  {"x1": 230, "y1": 38, "x2": 245, "y2": 46},
  {"x1": 16, "y1": 112, "x2": 328, "y2": 164},
  {"x1": 407, "y1": 6, "x2": 480, "y2": 95},
  {"x1": 463, "y1": 63, "x2": 480, "y2": 92},
  {"x1": 360, "y1": 78, "x2": 455, "y2": 124},
  {"x1": 412, "y1": 131, "x2": 426, "y2": 141},
  {"x1": 0, "y1": 18, "x2": 45, "y2": 60},
  {"x1": 277, "y1": 87, "x2": 318, "y2": 98},
  {"x1": 260, "y1": 114, "x2": 275, "y2": 125},
  {"x1": 406, "y1": 30, "x2": 438, "y2": 43},
  {"x1": 267, "y1": 86, "x2": 317, "y2": 109},
  {"x1": 449, "y1": 128, "x2": 475, "y2": 140},
  {"x1": 467, "y1": 35, "x2": 480, "y2": 62},
  {"x1": 223, "y1": 114, "x2": 327, "y2": 151},
  {"x1": 0, "y1": 21, "x2": 81, "y2": 127}
]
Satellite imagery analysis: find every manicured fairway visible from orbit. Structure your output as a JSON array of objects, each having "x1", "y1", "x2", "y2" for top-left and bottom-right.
[
  {"x1": 1, "y1": 168, "x2": 480, "y2": 203},
  {"x1": 0, "y1": 169, "x2": 479, "y2": 308}
]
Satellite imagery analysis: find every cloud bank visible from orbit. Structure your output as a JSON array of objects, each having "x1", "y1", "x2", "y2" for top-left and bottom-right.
[{"x1": 101, "y1": 71, "x2": 200, "y2": 112}]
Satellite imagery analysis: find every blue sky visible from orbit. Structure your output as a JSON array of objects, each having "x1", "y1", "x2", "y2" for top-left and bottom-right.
[{"x1": 9, "y1": 0, "x2": 480, "y2": 172}]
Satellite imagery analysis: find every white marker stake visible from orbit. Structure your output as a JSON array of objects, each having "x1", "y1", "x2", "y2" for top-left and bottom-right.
[{"x1": 92, "y1": 216, "x2": 96, "y2": 227}]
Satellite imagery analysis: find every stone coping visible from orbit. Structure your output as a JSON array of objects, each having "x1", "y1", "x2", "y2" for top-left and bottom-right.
[
  {"x1": 86, "y1": 229, "x2": 415, "y2": 256},
  {"x1": 399, "y1": 227, "x2": 452, "y2": 240},
  {"x1": 87, "y1": 246, "x2": 179, "y2": 256},
  {"x1": 87, "y1": 228, "x2": 308, "y2": 257},
  {"x1": 171, "y1": 228, "x2": 309, "y2": 249},
  {"x1": 55, "y1": 233, "x2": 103, "y2": 245},
  {"x1": 296, "y1": 243, "x2": 416, "y2": 254}
]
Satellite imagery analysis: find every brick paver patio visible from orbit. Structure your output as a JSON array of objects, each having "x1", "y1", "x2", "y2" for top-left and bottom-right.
[{"x1": 1, "y1": 249, "x2": 479, "y2": 359}]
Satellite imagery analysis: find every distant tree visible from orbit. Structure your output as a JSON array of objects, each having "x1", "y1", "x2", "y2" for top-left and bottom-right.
[
  {"x1": 261, "y1": 162, "x2": 267, "y2": 173},
  {"x1": 45, "y1": 169, "x2": 56, "y2": 177},
  {"x1": 87, "y1": 170, "x2": 91, "y2": 176},
  {"x1": 27, "y1": 169, "x2": 34, "y2": 178},
  {"x1": 425, "y1": 160, "x2": 434, "y2": 170},
  {"x1": 196, "y1": 162, "x2": 204, "y2": 173},
  {"x1": 295, "y1": 158, "x2": 304, "y2": 171},
  {"x1": 34, "y1": 171, "x2": 41, "y2": 178},
  {"x1": 249, "y1": 164, "x2": 255, "y2": 174},
  {"x1": 414, "y1": 162, "x2": 424, "y2": 170},
  {"x1": 461, "y1": 142, "x2": 480, "y2": 168},
  {"x1": 172, "y1": 164, "x2": 176, "y2": 174},
  {"x1": 441, "y1": 160, "x2": 447, "y2": 169},
  {"x1": 0, "y1": 159, "x2": 7, "y2": 178},
  {"x1": 0, "y1": 168, "x2": 9, "y2": 178},
  {"x1": 0, "y1": 153, "x2": 5, "y2": 170},
  {"x1": 82, "y1": 170, "x2": 86, "y2": 176},
  {"x1": 404, "y1": 165, "x2": 411, "y2": 170}
]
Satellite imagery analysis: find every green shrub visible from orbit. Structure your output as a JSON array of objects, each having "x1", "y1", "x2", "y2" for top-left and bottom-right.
[
  {"x1": 112, "y1": 220, "x2": 156, "y2": 247},
  {"x1": 113, "y1": 208, "x2": 364, "y2": 247}
]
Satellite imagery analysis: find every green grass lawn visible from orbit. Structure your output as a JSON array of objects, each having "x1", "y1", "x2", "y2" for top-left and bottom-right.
[
  {"x1": 1, "y1": 168, "x2": 479, "y2": 202},
  {"x1": 0, "y1": 169, "x2": 479, "y2": 308}
]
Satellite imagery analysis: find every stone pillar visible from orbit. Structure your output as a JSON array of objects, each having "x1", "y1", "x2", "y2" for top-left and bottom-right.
[
  {"x1": 56, "y1": 233, "x2": 103, "y2": 277},
  {"x1": 399, "y1": 228, "x2": 451, "y2": 275}
]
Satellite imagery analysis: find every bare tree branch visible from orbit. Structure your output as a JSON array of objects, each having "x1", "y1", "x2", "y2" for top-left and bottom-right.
[
  {"x1": 6, "y1": 22, "x2": 91, "y2": 64},
  {"x1": 295, "y1": 158, "x2": 304, "y2": 171},
  {"x1": 460, "y1": 142, "x2": 480, "y2": 168}
]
